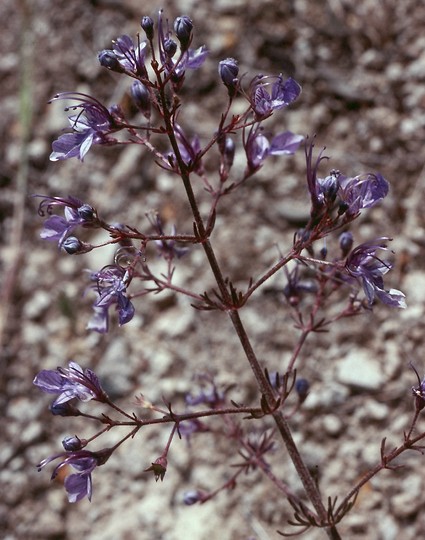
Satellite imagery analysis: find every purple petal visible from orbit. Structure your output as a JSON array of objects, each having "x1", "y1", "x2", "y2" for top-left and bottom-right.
[
  {"x1": 40, "y1": 215, "x2": 70, "y2": 241},
  {"x1": 272, "y1": 77, "x2": 301, "y2": 106},
  {"x1": 33, "y1": 370, "x2": 64, "y2": 394},
  {"x1": 50, "y1": 132, "x2": 94, "y2": 161},
  {"x1": 269, "y1": 132, "x2": 304, "y2": 155},
  {"x1": 117, "y1": 295, "x2": 135, "y2": 325},
  {"x1": 185, "y1": 45, "x2": 208, "y2": 69},
  {"x1": 87, "y1": 307, "x2": 109, "y2": 334},
  {"x1": 65, "y1": 473, "x2": 92, "y2": 502},
  {"x1": 375, "y1": 288, "x2": 406, "y2": 308}
]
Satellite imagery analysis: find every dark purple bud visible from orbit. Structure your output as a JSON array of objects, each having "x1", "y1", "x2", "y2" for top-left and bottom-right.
[
  {"x1": 164, "y1": 38, "x2": 178, "y2": 58},
  {"x1": 174, "y1": 16, "x2": 193, "y2": 50},
  {"x1": 223, "y1": 137, "x2": 235, "y2": 169},
  {"x1": 98, "y1": 50, "x2": 125, "y2": 73},
  {"x1": 218, "y1": 58, "x2": 239, "y2": 96},
  {"x1": 77, "y1": 204, "x2": 96, "y2": 221},
  {"x1": 49, "y1": 401, "x2": 81, "y2": 417},
  {"x1": 62, "y1": 236, "x2": 83, "y2": 254},
  {"x1": 319, "y1": 245, "x2": 327, "y2": 259},
  {"x1": 62, "y1": 436, "x2": 87, "y2": 452},
  {"x1": 183, "y1": 490, "x2": 203, "y2": 505},
  {"x1": 295, "y1": 378, "x2": 310, "y2": 403},
  {"x1": 339, "y1": 231, "x2": 353, "y2": 256},
  {"x1": 319, "y1": 170, "x2": 339, "y2": 204},
  {"x1": 130, "y1": 80, "x2": 151, "y2": 119},
  {"x1": 141, "y1": 16, "x2": 154, "y2": 40},
  {"x1": 219, "y1": 58, "x2": 239, "y2": 85}
]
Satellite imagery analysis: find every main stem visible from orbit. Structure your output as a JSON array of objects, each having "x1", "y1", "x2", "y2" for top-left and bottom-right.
[{"x1": 161, "y1": 94, "x2": 340, "y2": 539}]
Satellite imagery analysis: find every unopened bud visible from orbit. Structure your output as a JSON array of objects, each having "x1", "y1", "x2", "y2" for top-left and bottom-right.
[
  {"x1": 183, "y1": 490, "x2": 204, "y2": 505},
  {"x1": 141, "y1": 16, "x2": 154, "y2": 40},
  {"x1": 164, "y1": 38, "x2": 178, "y2": 58},
  {"x1": 131, "y1": 80, "x2": 151, "y2": 119},
  {"x1": 63, "y1": 236, "x2": 83, "y2": 255},
  {"x1": 62, "y1": 435, "x2": 87, "y2": 451},
  {"x1": 223, "y1": 137, "x2": 235, "y2": 169},
  {"x1": 78, "y1": 204, "x2": 96, "y2": 221},
  {"x1": 49, "y1": 401, "x2": 81, "y2": 417},
  {"x1": 339, "y1": 231, "x2": 353, "y2": 257},
  {"x1": 98, "y1": 50, "x2": 124, "y2": 73},
  {"x1": 174, "y1": 16, "x2": 193, "y2": 50},
  {"x1": 218, "y1": 58, "x2": 239, "y2": 96},
  {"x1": 295, "y1": 378, "x2": 310, "y2": 403}
]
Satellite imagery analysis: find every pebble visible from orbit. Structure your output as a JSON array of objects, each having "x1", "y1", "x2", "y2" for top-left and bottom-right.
[{"x1": 337, "y1": 349, "x2": 383, "y2": 391}]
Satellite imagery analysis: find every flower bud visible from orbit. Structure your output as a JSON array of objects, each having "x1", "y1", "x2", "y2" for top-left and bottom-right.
[
  {"x1": 98, "y1": 50, "x2": 124, "y2": 73},
  {"x1": 130, "y1": 80, "x2": 151, "y2": 119},
  {"x1": 339, "y1": 231, "x2": 354, "y2": 257},
  {"x1": 49, "y1": 401, "x2": 81, "y2": 417},
  {"x1": 174, "y1": 16, "x2": 193, "y2": 50},
  {"x1": 141, "y1": 16, "x2": 154, "y2": 40},
  {"x1": 183, "y1": 490, "x2": 203, "y2": 505},
  {"x1": 320, "y1": 170, "x2": 339, "y2": 204},
  {"x1": 223, "y1": 137, "x2": 235, "y2": 169},
  {"x1": 295, "y1": 378, "x2": 310, "y2": 403},
  {"x1": 63, "y1": 236, "x2": 83, "y2": 255},
  {"x1": 62, "y1": 435, "x2": 87, "y2": 451},
  {"x1": 218, "y1": 58, "x2": 239, "y2": 96},
  {"x1": 164, "y1": 38, "x2": 178, "y2": 58},
  {"x1": 78, "y1": 204, "x2": 96, "y2": 221}
]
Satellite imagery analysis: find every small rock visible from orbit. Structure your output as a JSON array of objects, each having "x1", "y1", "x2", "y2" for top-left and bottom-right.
[{"x1": 337, "y1": 349, "x2": 383, "y2": 391}]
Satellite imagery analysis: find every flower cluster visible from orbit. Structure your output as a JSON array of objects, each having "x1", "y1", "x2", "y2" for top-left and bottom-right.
[
  {"x1": 32, "y1": 10, "x2": 415, "y2": 536},
  {"x1": 304, "y1": 140, "x2": 389, "y2": 231},
  {"x1": 34, "y1": 195, "x2": 99, "y2": 251}
]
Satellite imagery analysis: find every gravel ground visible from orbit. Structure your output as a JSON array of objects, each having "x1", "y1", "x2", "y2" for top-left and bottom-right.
[{"x1": 1, "y1": 1, "x2": 425, "y2": 539}]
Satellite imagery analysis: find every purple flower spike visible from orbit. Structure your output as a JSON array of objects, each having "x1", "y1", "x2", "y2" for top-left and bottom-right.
[
  {"x1": 33, "y1": 361, "x2": 107, "y2": 406},
  {"x1": 345, "y1": 238, "x2": 406, "y2": 308},
  {"x1": 250, "y1": 75, "x2": 301, "y2": 119},
  {"x1": 37, "y1": 448, "x2": 112, "y2": 503}
]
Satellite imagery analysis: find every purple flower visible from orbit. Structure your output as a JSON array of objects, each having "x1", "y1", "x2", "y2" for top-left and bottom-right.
[
  {"x1": 87, "y1": 265, "x2": 135, "y2": 333},
  {"x1": 250, "y1": 75, "x2": 301, "y2": 119},
  {"x1": 244, "y1": 126, "x2": 303, "y2": 174},
  {"x1": 49, "y1": 93, "x2": 122, "y2": 161},
  {"x1": 34, "y1": 195, "x2": 97, "y2": 249},
  {"x1": 338, "y1": 172, "x2": 389, "y2": 217},
  {"x1": 37, "y1": 448, "x2": 112, "y2": 503},
  {"x1": 304, "y1": 140, "x2": 389, "y2": 221},
  {"x1": 345, "y1": 238, "x2": 406, "y2": 308},
  {"x1": 111, "y1": 34, "x2": 148, "y2": 76},
  {"x1": 169, "y1": 123, "x2": 204, "y2": 174},
  {"x1": 33, "y1": 361, "x2": 106, "y2": 406}
]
